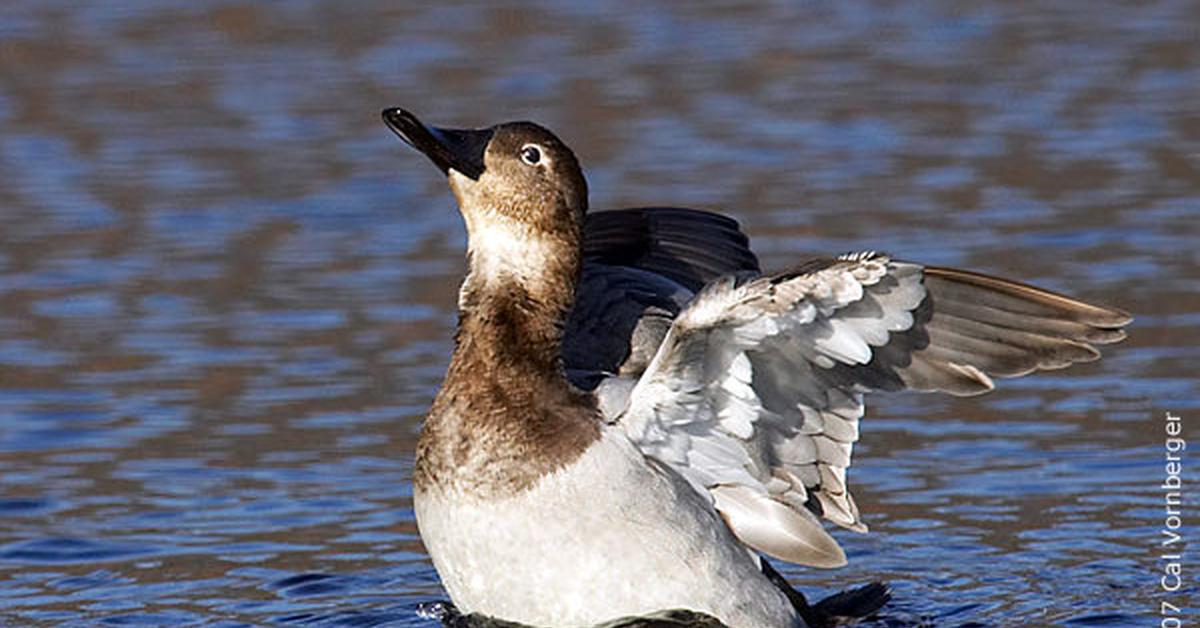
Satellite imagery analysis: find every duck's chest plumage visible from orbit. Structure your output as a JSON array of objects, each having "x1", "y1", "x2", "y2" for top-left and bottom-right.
[{"x1": 414, "y1": 427, "x2": 799, "y2": 628}]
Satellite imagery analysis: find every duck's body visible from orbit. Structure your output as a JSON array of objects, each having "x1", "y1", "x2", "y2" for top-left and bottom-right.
[
  {"x1": 403, "y1": 122, "x2": 800, "y2": 625},
  {"x1": 418, "y1": 427, "x2": 797, "y2": 627},
  {"x1": 382, "y1": 108, "x2": 1130, "y2": 628}
]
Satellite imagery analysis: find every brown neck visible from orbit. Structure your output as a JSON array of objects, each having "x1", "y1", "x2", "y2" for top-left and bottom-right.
[
  {"x1": 415, "y1": 229, "x2": 600, "y2": 497},
  {"x1": 454, "y1": 239, "x2": 580, "y2": 372}
]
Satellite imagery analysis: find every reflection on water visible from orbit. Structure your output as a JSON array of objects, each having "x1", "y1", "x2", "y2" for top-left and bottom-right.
[{"x1": 1, "y1": 1, "x2": 1198, "y2": 626}]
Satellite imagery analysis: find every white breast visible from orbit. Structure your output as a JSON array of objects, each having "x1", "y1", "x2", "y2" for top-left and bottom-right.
[{"x1": 415, "y1": 427, "x2": 800, "y2": 628}]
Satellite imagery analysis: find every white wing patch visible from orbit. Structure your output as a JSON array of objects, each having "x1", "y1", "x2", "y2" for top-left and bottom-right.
[{"x1": 620, "y1": 253, "x2": 927, "y2": 567}]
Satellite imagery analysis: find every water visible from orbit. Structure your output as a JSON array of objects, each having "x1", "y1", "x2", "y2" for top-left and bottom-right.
[{"x1": 1, "y1": 1, "x2": 1198, "y2": 626}]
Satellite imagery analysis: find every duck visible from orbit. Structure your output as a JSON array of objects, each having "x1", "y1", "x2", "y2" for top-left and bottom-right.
[{"x1": 381, "y1": 107, "x2": 1131, "y2": 628}]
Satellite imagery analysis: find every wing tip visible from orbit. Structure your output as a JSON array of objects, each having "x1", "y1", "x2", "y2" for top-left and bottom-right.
[
  {"x1": 1086, "y1": 327, "x2": 1128, "y2": 345},
  {"x1": 1087, "y1": 305, "x2": 1133, "y2": 329},
  {"x1": 925, "y1": 265, "x2": 1133, "y2": 328}
]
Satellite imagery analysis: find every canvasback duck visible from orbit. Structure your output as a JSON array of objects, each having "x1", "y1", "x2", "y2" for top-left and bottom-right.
[{"x1": 382, "y1": 108, "x2": 1130, "y2": 628}]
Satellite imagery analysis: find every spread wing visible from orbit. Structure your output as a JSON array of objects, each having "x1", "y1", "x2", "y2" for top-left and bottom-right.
[{"x1": 617, "y1": 252, "x2": 1131, "y2": 568}]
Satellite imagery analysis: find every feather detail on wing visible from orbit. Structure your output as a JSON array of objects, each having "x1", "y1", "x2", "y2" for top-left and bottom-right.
[{"x1": 617, "y1": 251, "x2": 1130, "y2": 568}]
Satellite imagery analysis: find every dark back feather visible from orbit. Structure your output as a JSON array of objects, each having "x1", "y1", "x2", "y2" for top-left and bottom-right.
[
  {"x1": 565, "y1": 207, "x2": 761, "y2": 384},
  {"x1": 583, "y1": 207, "x2": 760, "y2": 291}
]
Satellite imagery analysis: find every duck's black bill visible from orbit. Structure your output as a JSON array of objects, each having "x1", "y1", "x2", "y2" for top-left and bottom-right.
[{"x1": 382, "y1": 108, "x2": 492, "y2": 181}]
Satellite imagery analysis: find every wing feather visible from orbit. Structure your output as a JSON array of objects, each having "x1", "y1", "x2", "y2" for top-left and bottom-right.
[{"x1": 617, "y1": 250, "x2": 1129, "y2": 567}]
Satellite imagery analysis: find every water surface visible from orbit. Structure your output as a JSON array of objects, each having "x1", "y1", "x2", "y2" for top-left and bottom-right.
[{"x1": 1, "y1": 1, "x2": 1198, "y2": 626}]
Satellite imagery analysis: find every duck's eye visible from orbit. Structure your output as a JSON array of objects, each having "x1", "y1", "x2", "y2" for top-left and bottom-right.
[{"x1": 520, "y1": 145, "x2": 542, "y2": 166}]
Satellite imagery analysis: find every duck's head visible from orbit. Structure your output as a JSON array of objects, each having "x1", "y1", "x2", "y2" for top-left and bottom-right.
[
  {"x1": 383, "y1": 108, "x2": 588, "y2": 305},
  {"x1": 383, "y1": 108, "x2": 587, "y2": 236}
]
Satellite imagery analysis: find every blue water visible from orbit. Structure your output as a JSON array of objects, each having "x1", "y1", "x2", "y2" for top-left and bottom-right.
[{"x1": 1, "y1": 1, "x2": 1197, "y2": 626}]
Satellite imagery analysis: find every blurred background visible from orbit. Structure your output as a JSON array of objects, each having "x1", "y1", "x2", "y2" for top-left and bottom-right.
[{"x1": 1, "y1": 1, "x2": 1197, "y2": 626}]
